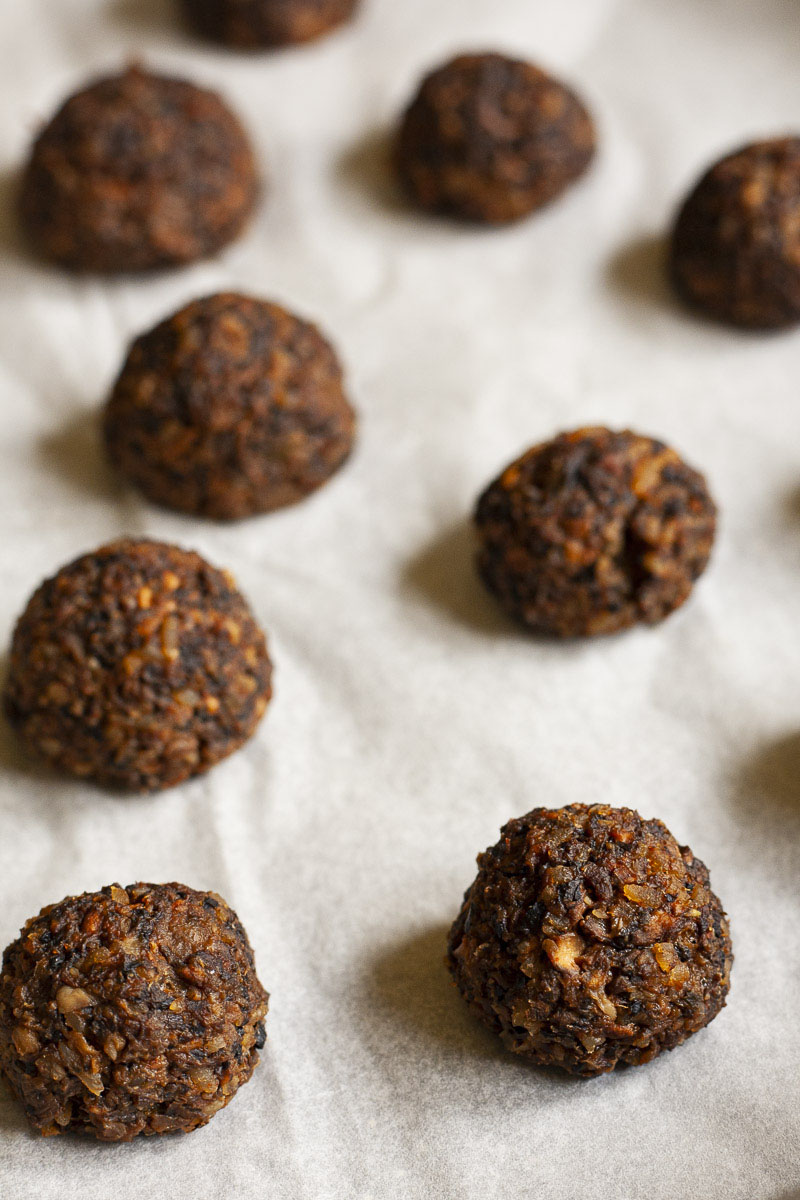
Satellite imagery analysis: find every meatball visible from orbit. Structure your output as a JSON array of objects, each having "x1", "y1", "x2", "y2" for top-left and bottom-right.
[
  {"x1": 0, "y1": 882, "x2": 269, "y2": 1139},
  {"x1": 3, "y1": 539, "x2": 272, "y2": 791},
  {"x1": 671, "y1": 138, "x2": 800, "y2": 329},
  {"x1": 20, "y1": 65, "x2": 258, "y2": 273},
  {"x1": 474, "y1": 427, "x2": 716, "y2": 637},
  {"x1": 448, "y1": 804, "x2": 732, "y2": 1077},
  {"x1": 104, "y1": 293, "x2": 356, "y2": 520},
  {"x1": 395, "y1": 52, "x2": 595, "y2": 224},
  {"x1": 182, "y1": 0, "x2": 360, "y2": 47}
]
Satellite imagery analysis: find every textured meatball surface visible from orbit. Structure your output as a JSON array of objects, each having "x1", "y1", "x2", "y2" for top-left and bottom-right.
[
  {"x1": 395, "y1": 52, "x2": 595, "y2": 224},
  {"x1": 104, "y1": 293, "x2": 356, "y2": 520},
  {"x1": 448, "y1": 805, "x2": 732, "y2": 1077},
  {"x1": 0, "y1": 883, "x2": 268, "y2": 1139},
  {"x1": 182, "y1": 0, "x2": 359, "y2": 47},
  {"x1": 3, "y1": 539, "x2": 272, "y2": 791},
  {"x1": 671, "y1": 138, "x2": 800, "y2": 329},
  {"x1": 20, "y1": 66, "x2": 258, "y2": 272},
  {"x1": 475, "y1": 427, "x2": 716, "y2": 637}
]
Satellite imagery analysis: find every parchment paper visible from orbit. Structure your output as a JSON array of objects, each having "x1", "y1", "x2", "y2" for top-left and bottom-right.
[{"x1": 0, "y1": 1, "x2": 799, "y2": 1197}]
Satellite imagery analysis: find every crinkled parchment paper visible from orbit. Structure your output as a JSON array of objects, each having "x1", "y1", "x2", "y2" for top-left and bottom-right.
[{"x1": 0, "y1": 1, "x2": 798, "y2": 1196}]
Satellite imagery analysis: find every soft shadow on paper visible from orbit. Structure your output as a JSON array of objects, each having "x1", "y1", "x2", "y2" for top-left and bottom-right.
[
  {"x1": 369, "y1": 925, "x2": 581, "y2": 1087},
  {"x1": 0, "y1": 658, "x2": 40, "y2": 779},
  {"x1": 0, "y1": 1077, "x2": 29, "y2": 1137},
  {"x1": 37, "y1": 410, "x2": 121, "y2": 505},
  {"x1": 337, "y1": 128, "x2": 409, "y2": 218},
  {"x1": 606, "y1": 233, "x2": 677, "y2": 315},
  {"x1": 108, "y1": 0, "x2": 186, "y2": 39},
  {"x1": 0, "y1": 169, "x2": 34, "y2": 270},
  {"x1": 336, "y1": 129, "x2": 505, "y2": 237},
  {"x1": 403, "y1": 520, "x2": 515, "y2": 637},
  {"x1": 785, "y1": 484, "x2": 800, "y2": 527},
  {"x1": 369, "y1": 925, "x2": 503, "y2": 1061},
  {"x1": 736, "y1": 732, "x2": 800, "y2": 825}
]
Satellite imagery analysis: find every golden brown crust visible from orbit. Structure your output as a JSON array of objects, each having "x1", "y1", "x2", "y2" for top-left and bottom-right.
[
  {"x1": 104, "y1": 293, "x2": 356, "y2": 520},
  {"x1": 0, "y1": 883, "x2": 269, "y2": 1139},
  {"x1": 448, "y1": 805, "x2": 732, "y2": 1076},
  {"x1": 20, "y1": 66, "x2": 258, "y2": 273},
  {"x1": 395, "y1": 52, "x2": 595, "y2": 224},
  {"x1": 475, "y1": 427, "x2": 716, "y2": 637},
  {"x1": 3, "y1": 539, "x2": 272, "y2": 791}
]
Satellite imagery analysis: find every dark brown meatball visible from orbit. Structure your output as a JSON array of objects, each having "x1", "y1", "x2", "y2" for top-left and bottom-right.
[
  {"x1": 0, "y1": 883, "x2": 269, "y2": 1139},
  {"x1": 3, "y1": 539, "x2": 272, "y2": 791},
  {"x1": 182, "y1": 0, "x2": 360, "y2": 47},
  {"x1": 104, "y1": 293, "x2": 356, "y2": 520},
  {"x1": 395, "y1": 52, "x2": 596, "y2": 224},
  {"x1": 20, "y1": 66, "x2": 258, "y2": 273},
  {"x1": 448, "y1": 804, "x2": 732, "y2": 1077},
  {"x1": 475, "y1": 427, "x2": 716, "y2": 638},
  {"x1": 671, "y1": 138, "x2": 800, "y2": 329}
]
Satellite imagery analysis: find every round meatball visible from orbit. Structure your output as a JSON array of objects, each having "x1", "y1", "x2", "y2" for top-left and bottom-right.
[
  {"x1": 395, "y1": 52, "x2": 596, "y2": 224},
  {"x1": 671, "y1": 138, "x2": 800, "y2": 329},
  {"x1": 475, "y1": 427, "x2": 716, "y2": 637},
  {"x1": 182, "y1": 0, "x2": 360, "y2": 47},
  {"x1": 104, "y1": 293, "x2": 356, "y2": 520},
  {"x1": 0, "y1": 883, "x2": 268, "y2": 1139},
  {"x1": 448, "y1": 804, "x2": 732, "y2": 1077},
  {"x1": 3, "y1": 539, "x2": 272, "y2": 791},
  {"x1": 20, "y1": 66, "x2": 258, "y2": 273}
]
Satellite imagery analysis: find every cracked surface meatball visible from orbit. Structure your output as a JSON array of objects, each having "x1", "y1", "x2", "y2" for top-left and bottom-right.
[
  {"x1": 104, "y1": 293, "x2": 356, "y2": 520},
  {"x1": 3, "y1": 539, "x2": 272, "y2": 791},
  {"x1": 671, "y1": 137, "x2": 800, "y2": 329},
  {"x1": 20, "y1": 65, "x2": 258, "y2": 272},
  {"x1": 474, "y1": 427, "x2": 716, "y2": 637},
  {"x1": 448, "y1": 804, "x2": 732, "y2": 1077},
  {"x1": 0, "y1": 882, "x2": 268, "y2": 1139},
  {"x1": 182, "y1": 0, "x2": 360, "y2": 47},
  {"x1": 395, "y1": 52, "x2": 596, "y2": 224}
]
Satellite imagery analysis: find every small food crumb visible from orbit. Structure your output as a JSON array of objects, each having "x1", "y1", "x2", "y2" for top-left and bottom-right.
[{"x1": 56, "y1": 987, "x2": 93, "y2": 1013}]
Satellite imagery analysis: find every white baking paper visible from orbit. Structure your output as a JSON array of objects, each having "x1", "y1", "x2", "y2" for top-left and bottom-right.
[{"x1": 0, "y1": 0, "x2": 799, "y2": 1196}]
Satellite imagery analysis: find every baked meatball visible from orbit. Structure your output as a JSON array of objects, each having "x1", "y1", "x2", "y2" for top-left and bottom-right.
[
  {"x1": 475, "y1": 427, "x2": 716, "y2": 637},
  {"x1": 671, "y1": 138, "x2": 800, "y2": 329},
  {"x1": 20, "y1": 65, "x2": 258, "y2": 272},
  {"x1": 0, "y1": 883, "x2": 268, "y2": 1139},
  {"x1": 395, "y1": 52, "x2": 595, "y2": 224},
  {"x1": 104, "y1": 293, "x2": 356, "y2": 520},
  {"x1": 3, "y1": 539, "x2": 272, "y2": 791},
  {"x1": 182, "y1": 0, "x2": 360, "y2": 47},
  {"x1": 448, "y1": 804, "x2": 732, "y2": 1077}
]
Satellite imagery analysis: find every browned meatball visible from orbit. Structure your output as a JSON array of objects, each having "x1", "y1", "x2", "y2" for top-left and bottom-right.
[
  {"x1": 395, "y1": 52, "x2": 596, "y2": 224},
  {"x1": 475, "y1": 427, "x2": 716, "y2": 637},
  {"x1": 0, "y1": 883, "x2": 269, "y2": 1140},
  {"x1": 3, "y1": 539, "x2": 272, "y2": 791},
  {"x1": 671, "y1": 138, "x2": 800, "y2": 329},
  {"x1": 182, "y1": 0, "x2": 360, "y2": 47},
  {"x1": 20, "y1": 66, "x2": 258, "y2": 273},
  {"x1": 448, "y1": 804, "x2": 732, "y2": 1077},
  {"x1": 104, "y1": 293, "x2": 356, "y2": 520}
]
